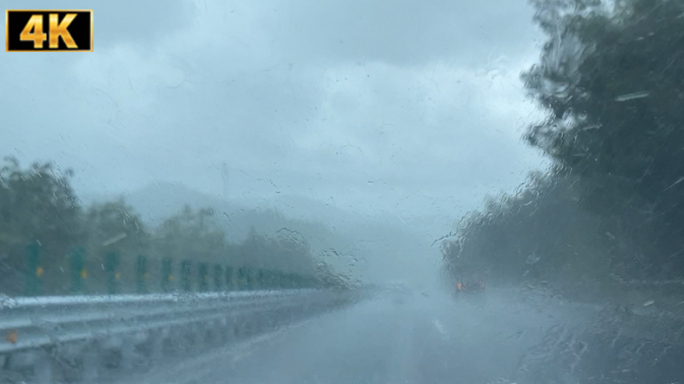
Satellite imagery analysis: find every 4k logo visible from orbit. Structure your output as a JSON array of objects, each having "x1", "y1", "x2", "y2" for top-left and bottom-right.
[{"x1": 6, "y1": 10, "x2": 93, "y2": 52}]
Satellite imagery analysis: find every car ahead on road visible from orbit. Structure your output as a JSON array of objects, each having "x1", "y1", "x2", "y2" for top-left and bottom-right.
[{"x1": 454, "y1": 280, "x2": 486, "y2": 294}]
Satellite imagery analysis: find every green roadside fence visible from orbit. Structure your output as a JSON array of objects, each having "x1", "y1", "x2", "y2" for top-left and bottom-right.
[
  {"x1": 198, "y1": 262, "x2": 209, "y2": 292},
  {"x1": 136, "y1": 254, "x2": 147, "y2": 294},
  {"x1": 70, "y1": 246, "x2": 86, "y2": 294},
  {"x1": 20, "y1": 241, "x2": 317, "y2": 296},
  {"x1": 24, "y1": 241, "x2": 42, "y2": 297},
  {"x1": 161, "y1": 257, "x2": 174, "y2": 292}
]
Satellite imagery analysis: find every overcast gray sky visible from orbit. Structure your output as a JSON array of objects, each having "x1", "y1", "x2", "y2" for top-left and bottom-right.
[{"x1": 2, "y1": 0, "x2": 548, "y2": 282}]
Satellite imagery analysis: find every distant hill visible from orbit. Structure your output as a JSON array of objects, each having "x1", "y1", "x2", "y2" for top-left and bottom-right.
[{"x1": 85, "y1": 182, "x2": 437, "y2": 285}]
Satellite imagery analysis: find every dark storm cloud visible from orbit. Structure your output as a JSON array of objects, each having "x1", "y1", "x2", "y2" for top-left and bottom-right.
[
  {"x1": 1, "y1": 0, "x2": 547, "y2": 282},
  {"x1": 263, "y1": 0, "x2": 539, "y2": 65},
  {"x1": 1, "y1": 0, "x2": 544, "y2": 189}
]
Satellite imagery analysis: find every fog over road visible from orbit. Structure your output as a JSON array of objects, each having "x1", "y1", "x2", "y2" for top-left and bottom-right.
[{"x1": 108, "y1": 288, "x2": 614, "y2": 384}]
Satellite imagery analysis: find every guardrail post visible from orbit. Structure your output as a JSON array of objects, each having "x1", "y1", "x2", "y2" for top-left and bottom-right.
[
  {"x1": 105, "y1": 251, "x2": 119, "y2": 295},
  {"x1": 187, "y1": 323, "x2": 202, "y2": 353},
  {"x1": 81, "y1": 340, "x2": 100, "y2": 383},
  {"x1": 34, "y1": 348, "x2": 53, "y2": 384},
  {"x1": 150, "y1": 329, "x2": 165, "y2": 363},
  {"x1": 25, "y1": 240, "x2": 42, "y2": 296},
  {"x1": 181, "y1": 260, "x2": 192, "y2": 292},
  {"x1": 70, "y1": 246, "x2": 86, "y2": 294},
  {"x1": 213, "y1": 264, "x2": 223, "y2": 291},
  {"x1": 136, "y1": 254, "x2": 147, "y2": 294},
  {"x1": 120, "y1": 335, "x2": 136, "y2": 371},
  {"x1": 198, "y1": 263, "x2": 209, "y2": 292},
  {"x1": 161, "y1": 258, "x2": 173, "y2": 292},
  {"x1": 218, "y1": 318, "x2": 229, "y2": 344}
]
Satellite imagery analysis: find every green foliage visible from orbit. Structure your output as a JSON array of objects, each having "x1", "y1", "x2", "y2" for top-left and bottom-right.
[
  {"x1": 84, "y1": 198, "x2": 150, "y2": 256},
  {"x1": 230, "y1": 228, "x2": 317, "y2": 273},
  {"x1": 154, "y1": 205, "x2": 226, "y2": 263},
  {"x1": 0, "y1": 158, "x2": 347, "y2": 295},
  {"x1": 0, "y1": 157, "x2": 81, "y2": 259},
  {"x1": 0, "y1": 157, "x2": 81, "y2": 294},
  {"x1": 315, "y1": 260, "x2": 353, "y2": 290},
  {"x1": 445, "y1": 0, "x2": 684, "y2": 290},
  {"x1": 442, "y1": 174, "x2": 613, "y2": 291},
  {"x1": 524, "y1": 0, "x2": 684, "y2": 275}
]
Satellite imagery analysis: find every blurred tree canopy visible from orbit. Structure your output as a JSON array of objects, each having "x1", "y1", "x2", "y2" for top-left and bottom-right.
[
  {"x1": 0, "y1": 157, "x2": 81, "y2": 291},
  {"x1": 444, "y1": 0, "x2": 684, "y2": 290},
  {"x1": 0, "y1": 159, "x2": 346, "y2": 295},
  {"x1": 84, "y1": 199, "x2": 150, "y2": 257},
  {"x1": 154, "y1": 205, "x2": 226, "y2": 263}
]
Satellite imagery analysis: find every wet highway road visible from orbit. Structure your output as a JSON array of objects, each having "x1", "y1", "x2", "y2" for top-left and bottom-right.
[{"x1": 112, "y1": 288, "x2": 602, "y2": 384}]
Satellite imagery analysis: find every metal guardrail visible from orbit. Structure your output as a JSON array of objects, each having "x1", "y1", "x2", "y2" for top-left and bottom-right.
[{"x1": 0, "y1": 289, "x2": 353, "y2": 384}]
